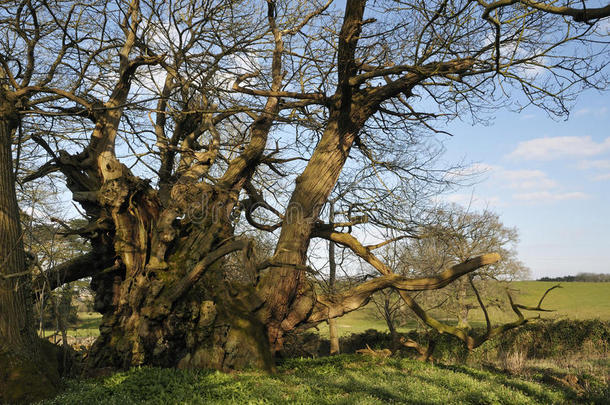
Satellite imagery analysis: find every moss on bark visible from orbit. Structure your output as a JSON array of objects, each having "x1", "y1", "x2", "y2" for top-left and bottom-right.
[{"x1": 0, "y1": 341, "x2": 61, "y2": 404}]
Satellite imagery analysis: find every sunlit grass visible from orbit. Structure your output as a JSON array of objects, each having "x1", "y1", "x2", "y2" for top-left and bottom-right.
[
  {"x1": 42, "y1": 312, "x2": 101, "y2": 339},
  {"x1": 40, "y1": 283, "x2": 609, "y2": 404}
]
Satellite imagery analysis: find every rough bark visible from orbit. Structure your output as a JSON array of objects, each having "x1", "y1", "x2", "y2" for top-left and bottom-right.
[
  {"x1": 0, "y1": 98, "x2": 60, "y2": 403},
  {"x1": 252, "y1": 0, "x2": 472, "y2": 351},
  {"x1": 257, "y1": 0, "x2": 369, "y2": 352},
  {"x1": 11, "y1": 0, "x2": 583, "y2": 377},
  {"x1": 81, "y1": 0, "x2": 383, "y2": 368},
  {"x1": 0, "y1": 102, "x2": 30, "y2": 357},
  {"x1": 85, "y1": 180, "x2": 275, "y2": 372},
  {"x1": 57, "y1": 0, "x2": 281, "y2": 372}
]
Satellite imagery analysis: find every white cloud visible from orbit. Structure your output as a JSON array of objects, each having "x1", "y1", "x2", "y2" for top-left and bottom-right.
[
  {"x1": 577, "y1": 159, "x2": 610, "y2": 170},
  {"x1": 513, "y1": 191, "x2": 589, "y2": 203},
  {"x1": 465, "y1": 163, "x2": 557, "y2": 190},
  {"x1": 519, "y1": 114, "x2": 536, "y2": 120},
  {"x1": 498, "y1": 169, "x2": 557, "y2": 190},
  {"x1": 458, "y1": 164, "x2": 556, "y2": 190},
  {"x1": 469, "y1": 162, "x2": 498, "y2": 172},
  {"x1": 574, "y1": 108, "x2": 591, "y2": 117},
  {"x1": 596, "y1": 18, "x2": 610, "y2": 35},
  {"x1": 508, "y1": 136, "x2": 610, "y2": 161},
  {"x1": 444, "y1": 162, "x2": 497, "y2": 182}
]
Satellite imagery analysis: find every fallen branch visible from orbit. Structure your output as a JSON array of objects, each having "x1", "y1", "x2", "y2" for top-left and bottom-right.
[
  {"x1": 356, "y1": 344, "x2": 392, "y2": 358},
  {"x1": 308, "y1": 253, "x2": 500, "y2": 323}
]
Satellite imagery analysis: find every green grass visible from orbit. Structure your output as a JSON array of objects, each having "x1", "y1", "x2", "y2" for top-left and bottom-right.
[
  {"x1": 40, "y1": 355, "x2": 578, "y2": 405},
  {"x1": 70, "y1": 312, "x2": 102, "y2": 336},
  {"x1": 508, "y1": 281, "x2": 610, "y2": 321},
  {"x1": 42, "y1": 312, "x2": 101, "y2": 339},
  {"x1": 463, "y1": 281, "x2": 610, "y2": 326},
  {"x1": 41, "y1": 283, "x2": 609, "y2": 404},
  {"x1": 316, "y1": 305, "x2": 399, "y2": 337}
]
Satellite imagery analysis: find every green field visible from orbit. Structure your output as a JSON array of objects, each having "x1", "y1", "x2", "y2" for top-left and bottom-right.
[
  {"x1": 317, "y1": 281, "x2": 610, "y2": 338},
  {"x1": 508, "y1": 281, "x2": 610, "y2": 320}
]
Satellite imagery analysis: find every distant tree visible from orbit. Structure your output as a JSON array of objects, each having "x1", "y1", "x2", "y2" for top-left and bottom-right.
[
  {"x1": 13, "y1": 177, "x2": 89, "y2": 339},
  {"x1": 370, "y1": 244, "x2": 410, "y2": 346},
  {"x1": 399, "y1": 206, "x2": 530, "y2": 330},
  {"x1": 538, "y1": 273, "x2": 610, "y2": 282}
]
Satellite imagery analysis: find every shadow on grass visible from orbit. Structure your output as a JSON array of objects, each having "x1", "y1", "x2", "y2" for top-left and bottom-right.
[
  {"x1": 42, "y1": 356, "x2": 583, "y2": 404},
  {"x1": 278, "y1": 356, "x2": 570, "y2": 404},
  {"x1": 434, "y1": 362, "x2": 581, "y2": 403}
]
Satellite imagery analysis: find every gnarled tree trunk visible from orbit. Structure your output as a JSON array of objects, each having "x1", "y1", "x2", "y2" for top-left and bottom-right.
[{"x1": 84, "y1": 176, "x2": 274, "y2": 372}]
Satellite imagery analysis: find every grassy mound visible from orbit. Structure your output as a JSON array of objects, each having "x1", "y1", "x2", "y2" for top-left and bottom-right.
[{"x1": 39, "y1": 355, "x2": 584, "y2": 405}]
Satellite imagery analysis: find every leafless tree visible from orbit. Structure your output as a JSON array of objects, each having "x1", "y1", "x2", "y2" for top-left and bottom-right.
[{"x1": 398, "y1": 206, "x2": 530, "y2": 329}]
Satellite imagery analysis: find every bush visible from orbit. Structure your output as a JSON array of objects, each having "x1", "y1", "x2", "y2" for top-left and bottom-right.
[
  {"x1": 490, "y1": 319, "x2": 610, "y2": 360},
  {"x1": 281, "y1": 319, "x2": 610, "y2": 365}
]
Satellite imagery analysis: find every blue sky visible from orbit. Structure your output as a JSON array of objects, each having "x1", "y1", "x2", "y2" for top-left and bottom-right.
[{"x1": 439, "y1": 89, "x2": 609, "y2": 278}]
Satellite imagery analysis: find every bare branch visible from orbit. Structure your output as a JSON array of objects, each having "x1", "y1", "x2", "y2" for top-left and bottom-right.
[
  {"x1": 480, "y1": 1, "x2": 610, "y2": 23},
  {"x1": 308, "y1": 253, "x2": 500, "y2": 323}
]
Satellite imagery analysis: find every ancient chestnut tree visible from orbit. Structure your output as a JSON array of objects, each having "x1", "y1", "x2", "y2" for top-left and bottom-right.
[{"x1": 1, "y1": 0, "x2": 608, "y2": 384}]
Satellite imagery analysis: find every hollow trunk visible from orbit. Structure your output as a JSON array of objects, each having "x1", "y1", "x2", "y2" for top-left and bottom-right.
[
  {"x1": 87, "y1": 113, "x2": 363, "y2": 369},
  {"x1": 0, "y1": 107, "x2": 60, "y2": 403},
  {"x1": 85, "y1": 112, "x2": 362, "y2": 370},
  {"x1": 87, "y1": 253, "x2": 274, "y2": 371},
  {"x1": 78, "y1": 0, "x2": 376, "y2": 370},
  {"x1": 80, "y1": 5, "x2": 376, "y2": 363},
  {"x1": 87, "y1": 266, "x2": 274, "y2": 371}
]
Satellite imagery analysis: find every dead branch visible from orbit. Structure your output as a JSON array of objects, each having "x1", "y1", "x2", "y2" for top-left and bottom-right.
[
  {"x1": 514, "y1": 284, "x2": 561, "y2": 312},
  {"x1": 308, "y1": 253, "x2": 500, "y2": 323},
  {"x1": 399, "y1": 337, "x2": 436, "y2": 362}
]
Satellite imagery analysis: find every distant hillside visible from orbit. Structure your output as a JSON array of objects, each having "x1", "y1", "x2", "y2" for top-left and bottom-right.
[{"x1": 537, "y1": 272, "x2": 610, "y2": 282}]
